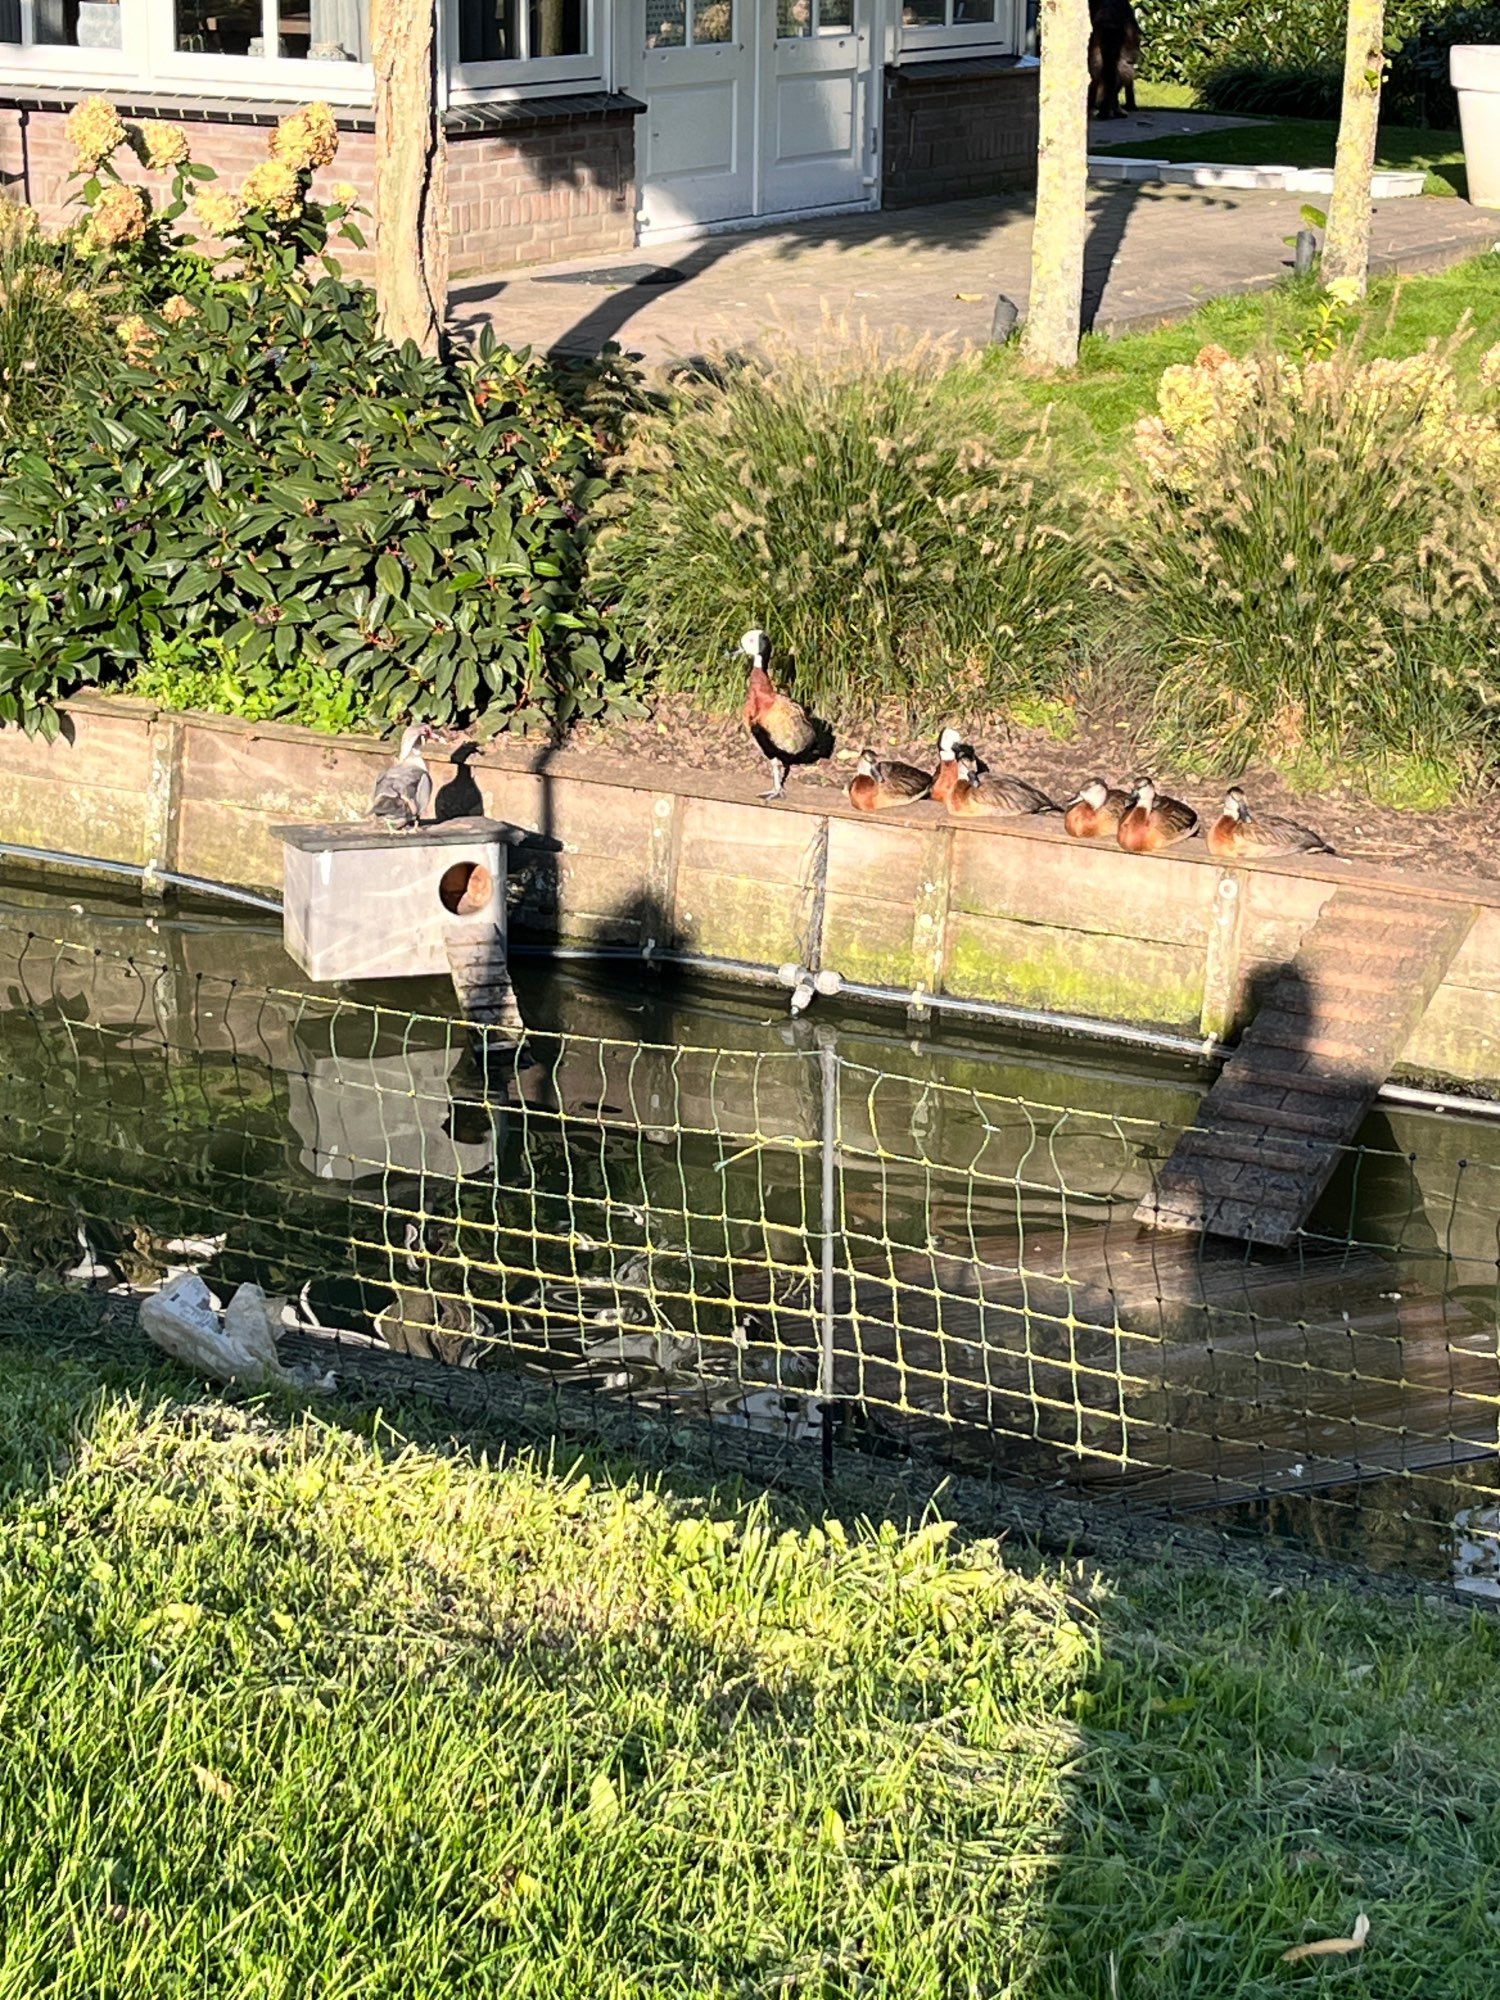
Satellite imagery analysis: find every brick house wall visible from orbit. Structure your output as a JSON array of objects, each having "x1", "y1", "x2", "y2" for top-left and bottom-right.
[
  {"x1": 0, "y1": 89, "x2": 639, "y2": 279},
  {"x1": 881, "y1": 58, "x2": 1039, "y2": 205}
]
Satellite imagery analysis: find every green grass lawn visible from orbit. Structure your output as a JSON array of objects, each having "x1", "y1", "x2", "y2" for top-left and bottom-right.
[
  {"x1": 1102, "y1": 117, "x2": 1470, "y2": 200},
  {"x1": 4, "y1": 1312, "x2": 1500, "y2": 1999},
  {"x1": 951, "y1": 252, "x2": 1500, "y2": 479}
]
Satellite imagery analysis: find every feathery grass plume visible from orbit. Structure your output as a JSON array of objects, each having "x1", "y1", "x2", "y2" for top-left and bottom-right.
[
  {"x1": 1111, "y1": 335, "x2": 1500, "y2": 791},
  {"x1": 0, "y1": 203, "x2": 106, "y2": 436},
  {"x1": 590, "y1": 324, "x2": 1087, "y2": 725}
]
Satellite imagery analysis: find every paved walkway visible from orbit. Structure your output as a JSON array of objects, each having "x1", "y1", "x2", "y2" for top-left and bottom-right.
[{"x1": 456, "y1": 180, "x2": 1497, "y2": 366}]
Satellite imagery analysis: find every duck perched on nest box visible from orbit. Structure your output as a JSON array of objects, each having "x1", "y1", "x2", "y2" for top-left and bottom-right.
[{"x1": 369, "y1": 724, "x2": 435, "y2": 831}]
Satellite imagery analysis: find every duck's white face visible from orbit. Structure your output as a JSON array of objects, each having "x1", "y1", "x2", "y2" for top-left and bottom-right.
[
  {"x1": 1131, "y1": 778, "x2": 1156, "y2": 809},
  {"x1": 938, "y1": 727, "x2": 962, "y2": 760},
  {"x1": 1223, "y1": 788, "x2": 1248, "y2": 821},
  {"x1": 1080, "y1": 779, "x2": 1109, "y2": 809},
  {"x1": 398, "y1": 724, "x2": 430, "y2": 761},
  {"x1": 739, "y1": 628, "x2": 770, "y2": 663},
  {"x1": 855, "y1": 751, "x2": 877, "y2": 777},
  {"x1": 959, "y1": 754, "x2": 981, "y2": 782}
]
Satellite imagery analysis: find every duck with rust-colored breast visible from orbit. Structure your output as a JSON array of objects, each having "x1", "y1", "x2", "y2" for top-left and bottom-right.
[
  {"x1": 739, "y1": 628, "x2": 822, "y2": 802},
  {"x1": 1117, "y1": 777, "x2": 1198, "y2": 853},
  {"x1": 948, "y1": 751, "x2": 1058, "y2": 819},
  {"x1": 848, "y1": 749, "x2": 933, "y2": 812},
  {"x1": 930, "y1": 726, "x2": 978, "y2": 807},
  {"x1": 1206, "y1": 786, "x2": 1332, "y2": 859},
  {"x1": 1063, "y1": 777, "x2": 1132, "y2": 841}
]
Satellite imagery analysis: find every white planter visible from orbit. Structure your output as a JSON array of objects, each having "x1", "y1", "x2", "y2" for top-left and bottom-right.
[{"x1": 1452, "y1": 44, "x2": 1500, "y2": 209}]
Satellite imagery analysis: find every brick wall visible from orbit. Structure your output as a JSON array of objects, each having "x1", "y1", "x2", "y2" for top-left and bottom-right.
[
  {"x1": 447, "y1": 105, "x2": 637, "y2": 276},
  {"x1": 0, "y1": 90, "x2": 639, "y2": 278},
  {"x1": 881, "y1": 60, "x2": 1039, "y2": 206}
]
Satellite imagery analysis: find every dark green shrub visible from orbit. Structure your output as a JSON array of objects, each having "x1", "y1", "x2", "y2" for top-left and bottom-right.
[
  {"x1": 0, "y1": 287, "x2": 632, "y2": 737},
  {"x1": 0, "y1": 98, "x2": 636, "y2": 739},
  {"x1": 1139, "y1": 0, "x2": 1470, "y2": 103},
  {"x1": 1198, "y1": 57, "x2": 1344, "y2": 118},
  {"x1": 1112, "y1": 340, "x2": 1500, "y2": 783},
  {"x1": 1385, "y1": 3, "x2": 1500, "y2": 126},
  {"x1": 590, "y1": 338, "x2": 1087, "y2": 723}
]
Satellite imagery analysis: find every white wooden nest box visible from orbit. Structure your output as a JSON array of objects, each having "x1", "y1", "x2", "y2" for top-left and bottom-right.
[{"x1": 274, "y1": 816, "x2": 516, "y2": 984}]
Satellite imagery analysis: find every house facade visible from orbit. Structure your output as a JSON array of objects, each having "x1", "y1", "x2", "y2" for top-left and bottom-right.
[{"x1": 0, "y1": 0, "x2": 1039, "y2": 274}]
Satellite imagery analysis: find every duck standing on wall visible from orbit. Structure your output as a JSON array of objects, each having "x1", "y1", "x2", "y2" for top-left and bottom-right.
[
  {"x1": 1206, "y1": 786, "x2": 1333, "y2": 859},
  {"x1": 947, "y1": 751, "x2": 1058, "y2": 819},
  {"x1": 739, "y1": 628, "x2": 824, "y2": 802},
  {"x1": 1117, "y1": 776, "x2": 1198, "y2": 853},
  {"x1": 847, "y1": 749, "x2": 933, "y2": 811},
  {"x1": 1063, "y1": 778, "x2": 1132, "y2": 841},
  {"x1": 369, "y1": 723, "x2": 434, "y2": 831}
]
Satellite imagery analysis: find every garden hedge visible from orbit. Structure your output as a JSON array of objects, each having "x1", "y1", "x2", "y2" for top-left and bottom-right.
[{"x1": 1140, "y1": 0, "x2": 1492, "y2": 124}]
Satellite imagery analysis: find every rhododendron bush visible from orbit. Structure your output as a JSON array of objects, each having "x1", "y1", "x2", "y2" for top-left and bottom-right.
[{"x1": 0, "y1": 101, "x2": 636, "y2": 738}]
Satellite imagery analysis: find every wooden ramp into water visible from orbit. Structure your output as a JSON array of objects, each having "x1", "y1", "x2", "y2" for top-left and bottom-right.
[{"x1": 1138, "y1": 889, "x2": 1478, "y2": 1248}]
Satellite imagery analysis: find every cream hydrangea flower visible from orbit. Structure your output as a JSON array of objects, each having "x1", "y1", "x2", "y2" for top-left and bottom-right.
[
  {"x1": 134, "y1": 120, "x2": 191, "y2": 172},
  {"x1": 115, "y1": 313, "x2": 158, "y2": 361},
  {"x1": 240, "y1": 157, "x2": 303, "y2": 221},
  {"x1": 328, "y1": 180, "x2": 360, "y2": 207},
  {"x1": 63, "y1": 288, "x2": 91, "y2": 314},
  {"x1": 192, "y1": 187, "x2": 246, "y2": 237},
  {"x1": 161, "y1": 294, "x2": 196, "y2": 326},
  {"x1": 79, "y1": 182, "x2": 149, "y2": 255},
  {"x1": 1324, "y1": 275, "x2": 1363, "y2": 309},
  {"x1": 270, "y1": 102, "x2": 339, "y2": 172},
  {"x1": 65, "y1": 96, "x2": 127, "y2": 172}
]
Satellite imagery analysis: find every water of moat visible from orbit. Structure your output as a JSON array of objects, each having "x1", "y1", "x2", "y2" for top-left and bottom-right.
[{"x1": 2, "y1": 867, "x2": 1497, "y2": 1596}]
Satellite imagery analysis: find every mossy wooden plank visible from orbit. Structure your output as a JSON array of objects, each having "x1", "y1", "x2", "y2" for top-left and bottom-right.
[
  {"x1": 1402, "y1": 984, "x2": 1500, "y2": 1085},
  {"x1": 946, "y1": 913, "x2": 1205, "y2": 1030},
  {"x1": 950, "y1": 830, "x2": 1217, "y2": 948},
  {"x1": 675, "y1": 868, "x2": 809, "y2": 966},
  {"x1": 176, "y1": 800, "x2": 287, "y2": 892},
  {"x1": 0, "y1": 772, "x2": 149, "y2": 866}
]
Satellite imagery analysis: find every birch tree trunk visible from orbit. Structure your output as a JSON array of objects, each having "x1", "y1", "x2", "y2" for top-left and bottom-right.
[
  {"x1": 371, "y1": 0, "x2": 449, "y2": 355},
  {"x1": 1323, "y1": 0, "x2": 1386, "y2": 293},
  {"x1": 1020, "y1": 0, "x2": 1092, "y2": 372}
]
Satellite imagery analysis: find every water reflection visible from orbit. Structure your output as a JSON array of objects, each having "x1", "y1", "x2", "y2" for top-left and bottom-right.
[{"x1": 1, "y1": 876, "x2": 1499, "y2": 1585}]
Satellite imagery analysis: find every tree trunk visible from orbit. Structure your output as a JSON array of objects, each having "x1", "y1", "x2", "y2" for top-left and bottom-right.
[
  {"x1": 371, "y1": 0, "x2": 449, "y2": 355},
  {"x1": 1323, "y1": 0, "x2": 1385, "y2": 293},
  {"x1": 1020, "y1": 0, "x2": 1092, "y2": 372}
]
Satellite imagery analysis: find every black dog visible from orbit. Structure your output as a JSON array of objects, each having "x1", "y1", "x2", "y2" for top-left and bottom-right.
[{"x1": 1088, "y1": 0, "x2": 1140, "y2": 119}]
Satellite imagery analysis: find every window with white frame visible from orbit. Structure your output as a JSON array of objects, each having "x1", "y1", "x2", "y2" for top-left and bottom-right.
[
  {"x1": 0, "y1": 0, "x2": 371, "y2": 87},
  {"x1": 0, "y1": 0, "x2": 128, "y2": 53},
  {"x1": 898, "y1": 0, "x2": 1017, "y2": 54},
  {"x1": 173, "y1": 0, "x2": 367, "y2": 59},
  {"x1": 455, "y1": 0, "x2": 595, "y2": 78}
]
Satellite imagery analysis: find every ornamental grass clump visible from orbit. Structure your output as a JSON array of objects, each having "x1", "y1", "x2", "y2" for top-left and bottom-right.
[
  {"x1": 1112, "y1": 337, "x2": 1500, "y2": 784},
  {"x1": 591, "y1": 334, "x2": 1087, "y2": 722},
  {"x1": 0, "y1": 203, "x2": 104, "y2": 437}
]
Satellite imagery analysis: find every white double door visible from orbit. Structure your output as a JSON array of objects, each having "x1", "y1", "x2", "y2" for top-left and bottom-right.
[{"x1": 632, "y1": 0, "x2": 877, "y2": 237}]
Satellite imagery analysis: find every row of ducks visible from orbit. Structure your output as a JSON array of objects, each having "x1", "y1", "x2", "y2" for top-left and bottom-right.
[
  {"x1": 850, "y1": 734, "x2": 1332, "y2": 858},
  {"x1": 739, "y1": 629, "x2": 1330, "y2": 860}
]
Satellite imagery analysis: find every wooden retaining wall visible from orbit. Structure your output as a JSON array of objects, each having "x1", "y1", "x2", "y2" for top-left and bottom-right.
[{"x1": 6, "y1": 694, "x2": 1500, "y2": 1087}]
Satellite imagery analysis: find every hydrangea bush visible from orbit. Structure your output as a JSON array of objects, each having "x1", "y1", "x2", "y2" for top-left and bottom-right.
[{"x1": 0, "y1": 102, "x2": 635, "y2": 739}]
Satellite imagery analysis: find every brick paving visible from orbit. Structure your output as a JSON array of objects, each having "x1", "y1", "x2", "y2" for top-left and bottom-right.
[
  {"x1": 457, "y1": 184, "x2": 1498, "y2": 364},
  {"x1": 1139, "y1": 891, "x2": 1479, "y2": 1247}
]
